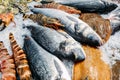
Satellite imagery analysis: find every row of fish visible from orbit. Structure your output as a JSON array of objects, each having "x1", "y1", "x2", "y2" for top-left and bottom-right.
[
  {"x1": 22, "y1": 13, "x2": 111, "y2": 79},
  {"x1": 0, "y1": 29, "x2": 76, "y2": 80},
  {"x1": 0, "y1": 30, "x2": 76, "y2": 80},
  {"x1": 0, "y1": 0, "x2": 119, "y2": 80},
  {"x1": 0, "y1": 0, "x2": 118, "y2": 14},
  {"x1": 31, "y1": 0, "x2": 119, "y2": 36},
  {"x1": 22, "y1": 1, "x2": 114, "y2": 79},
  {"x1": 30, "y1": 8, "x2": 103, "y2": 46},
  {"x1": 22, "y1": 1, "x2": 116, "y2": 79}
]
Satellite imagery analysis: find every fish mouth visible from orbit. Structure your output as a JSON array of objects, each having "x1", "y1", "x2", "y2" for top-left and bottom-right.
[
  {"x1": 103, "y1": 1, "x2": 118, "y2": 13},
  {"x1": 70, "y1": 48, "x2": 86, "y2": 62}
]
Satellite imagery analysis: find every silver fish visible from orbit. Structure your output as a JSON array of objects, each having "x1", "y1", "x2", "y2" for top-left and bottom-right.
[
  {"x1": 31, "y1": 8, "x2": 103, "y2": 46},
  {"x1": 41, "y1": 0, "x2": 118, "y2": 13},
  {"x1": 23, "y1": 36, "x2": 71, "y2": 80},
  {"x1": 26, "y1": 24, "x2": 86, "y2": 62}
]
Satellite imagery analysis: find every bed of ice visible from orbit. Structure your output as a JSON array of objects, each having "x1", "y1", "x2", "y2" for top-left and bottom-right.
[{"x1": 100, "y1": 2, "x2": 120, "y2": 66}]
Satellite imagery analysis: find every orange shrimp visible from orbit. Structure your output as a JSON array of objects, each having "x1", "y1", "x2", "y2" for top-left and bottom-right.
[
  {"x1": 0, "y1": 41, "x2": 16, "y2": 80},
  {"x1": 9, "y1": 33, "x2": 32, "y2": 80},
  {"x1": 0, "y1": 13, "x2": 16, "y2": 27}
]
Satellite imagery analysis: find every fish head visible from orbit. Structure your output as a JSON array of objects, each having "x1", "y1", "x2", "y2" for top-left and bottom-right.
[
  {"x1": 26, "y1": 25, "x2": 39, "y2": 35},
  {"x1": 75, "y1": 23, "x2": 103, "y2": 46},
  {"x1": 104, "y1": 2, "x2": 118, "y2": 13},
  {"x1": 59, "y1": 39, "x2": 86, "y2": 62}
]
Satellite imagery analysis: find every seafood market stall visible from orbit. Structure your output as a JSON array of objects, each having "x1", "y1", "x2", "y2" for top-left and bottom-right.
[{"x1": 0, "y1": 0, "x2": 120, "y2": 80}]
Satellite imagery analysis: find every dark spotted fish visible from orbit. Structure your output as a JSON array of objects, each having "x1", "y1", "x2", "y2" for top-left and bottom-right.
[
  {"x1": 23, "y1": 13, "x2": 64, "y2": 30},
  {"x1": 23, "y1": 36, "x2": 71, "y2": 80},
  {"x1": 41, "y1": 0, "x2": 118, "y2": 13},
  {"x1": 34, "y1": 2, "x2": 81, "y2": 14},
  {"x1": 0, "y1": 41, "x2": 16, "y2": 80},
  {"x1": 9, "y1": 33, "x2": 32, "y2": 80},
  {"x1": 31, "y1": 8, "x2": 103, "y2": 46}
]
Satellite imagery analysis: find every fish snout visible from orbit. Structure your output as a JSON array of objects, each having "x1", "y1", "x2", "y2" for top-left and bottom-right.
[
  {"x1": 104, "y1": 2, "x2": 118, "y2": 13},
  {"x1": 108, "y1": 2, "x2": 118, "y2": 11},
  {"x1": 87, "y1": 33, "x2": 103, "y2": 46},
  {"x1": 75, "y1": 23, "x2": 103, "y2": 46},
  {"x1": 70, "y1": 47, "x2": 86, "y2": 62},
  {"x1": 59, "y1": 40, "x2": 86, "y2": 61}
]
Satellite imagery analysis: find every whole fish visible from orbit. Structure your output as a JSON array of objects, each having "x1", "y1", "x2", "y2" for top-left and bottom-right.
[
  {"x1": 31, "y1": 8, "x2": 103, "y2": 46},
  {"x1": 26, "y1": 24, "x2": 86, "y2": 62},
  {"x1": 0, "y1": 41, "x2": 16, "y2": 80},
  {"x1": 9, "y1": 33, "x2": 32, "y2": 80},
  {"x1": 23, "y1": 13, "x2": 64, "y2": 30},
  {"x1": 41, "y1": 0, "x2": 118, "y2": 13},
  {"x1": 23, "y1": 36, "x2": 71, "y2": 80},
  {"x1": 34, "y1": 2, "x2": 81, "y2": 14}
]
